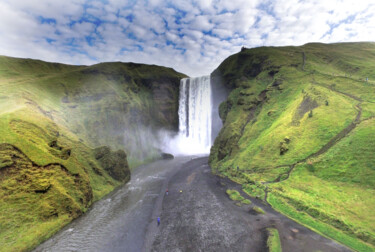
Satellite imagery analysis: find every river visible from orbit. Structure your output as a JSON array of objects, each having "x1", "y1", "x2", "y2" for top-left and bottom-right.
[
  {"x1": 35, "y1": 156, "x2": 351, "y2": 252},
  {"x1": 34, "y1": 156, "x2": 194, "y2": 252}
]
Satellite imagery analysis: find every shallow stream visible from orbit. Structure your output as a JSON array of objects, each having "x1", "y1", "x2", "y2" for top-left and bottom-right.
[{"x1": 34, "y1": 156, "x2": 193, "y2": 252}]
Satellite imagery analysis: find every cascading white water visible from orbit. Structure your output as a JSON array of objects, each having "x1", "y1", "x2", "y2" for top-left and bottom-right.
[{"x1": 178, "y1": 76, "x2": 212, "y2": 153}]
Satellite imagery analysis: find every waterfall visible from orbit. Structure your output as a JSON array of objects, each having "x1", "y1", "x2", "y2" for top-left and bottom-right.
[
  {"x1": 178, "y1": 76, "x2": 212, "y2": 153},
  {"x1": 161, "y1": 74, "x2": 227, "y2": 156}
]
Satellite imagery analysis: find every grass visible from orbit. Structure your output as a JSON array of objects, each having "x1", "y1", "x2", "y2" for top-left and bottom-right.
[
  {"x1": 361, "y1": 102, "x2": 375, "y2": 120},
  {"x1": 242, "y1": 183, "x2": 266, "y2": 199},
  {"x1": 268, "y1": 194, "x2": 373, "y2": 252},
  {"x1": 252, "y1": 206, "x2": 265, "y2": 214},
  {"x1": 0, "y1": 57, "x2": 186, "y2": 168},
  {"x1": 226, "y1": 189, "x2": 252, "y2": 205},
  {"x1": 0, "y1": 56, "x2": 185, "y2": 251},
  {"x1": 241, "y1": 199, "x2": 251, "y2": 205},
  {"x1": 0, "y1": 108, "x2": 123, "y2": 252},
  {"x1": 267, "y1": 228, "x2": 282, "y2": 252},
  {"x1": 267, "y1": 119, "x2": 375, "y2": 250},
  {"x1": 213, "y1": 74, "x2": 357, "y2": 180},
  {"x1": 226, "y1": 189, "x2": 245, "y2": 201},
  {"x1": 209, "y1": 42, "x2": 375, "y2": 250}
]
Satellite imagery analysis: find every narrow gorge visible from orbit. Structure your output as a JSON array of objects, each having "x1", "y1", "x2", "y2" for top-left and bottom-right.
[{"x1": 1, "y1": 42, "x2": 375, "y2": 252}]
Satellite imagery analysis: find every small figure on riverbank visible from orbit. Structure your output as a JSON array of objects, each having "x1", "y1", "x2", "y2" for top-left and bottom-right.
[
  {"x1": 157, "y1": 217, "x2": 160, "y2": 226},
  {"x1": 166, "y1": 189, "x2": 168, "y2": 195}
]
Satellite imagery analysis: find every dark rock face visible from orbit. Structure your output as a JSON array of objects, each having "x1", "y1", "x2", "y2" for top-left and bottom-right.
[
  {"x1": 94, "y1": 146, "x2": 131, "y2": 182},
  {"x1": 62, "y1": 62, "x2": 186, "y2": 165},
  {"x1": 211, "y1": 75, "x2": 230, "y2": 141},
  {"x1": 161, "y1": 152, "x2": 174, "y2": 160},
  {"x1": 296, "y1": 95, "x2": 319, "y2": 119},
  {"x1": 211, "y1": 51, "x2": 268, "y2": 90},
  {"x1": 150, "y1": 80, "x2": 180, "y2": 130}
]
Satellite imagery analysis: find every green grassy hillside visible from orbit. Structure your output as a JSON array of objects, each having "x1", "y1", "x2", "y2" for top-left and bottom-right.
[
  {"x1": 0, "y1": 56, "x2": 185, "y2": 251},
  {"x1": 209, "y1": 42, "x2": 375, "y2": 251},
  {"x1": 0, "y1": 56, "x2": 187, "y2": 166}
]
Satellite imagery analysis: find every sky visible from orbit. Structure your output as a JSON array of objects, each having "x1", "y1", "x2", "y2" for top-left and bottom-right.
[{"x1": 0, "y1": 0, "x2": 374, "y2": 77}]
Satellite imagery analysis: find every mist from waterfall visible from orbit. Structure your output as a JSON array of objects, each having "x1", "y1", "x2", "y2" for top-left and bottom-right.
[{"x1": 162, "y1": 76, "x2": 212, "y2": 155}]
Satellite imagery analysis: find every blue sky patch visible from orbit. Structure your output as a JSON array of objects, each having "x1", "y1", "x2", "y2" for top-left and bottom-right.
[
  {"x1": 0, "y1": 1, "x2": 372, "y2": 76},
  {"x1": 45, "y1": 38, "x2": 56, "y2": 44},
  {"x1": 38, "y1": 16, "x2": 56, "y2": 25},
  {"x1": 126, "y1": 14, "x2": 134, "y2": 22},
  {"x1": 85, "y1": 36, "x2": 95, "y2": 46}
]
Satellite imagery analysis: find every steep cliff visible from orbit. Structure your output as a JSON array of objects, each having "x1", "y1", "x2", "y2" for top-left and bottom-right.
[
  {"x1": 209, "y1": 42, "x2": 375, "y2": 251},
  {"x1": 0, "y1": 56, "x2": 186, "y2": 251}
]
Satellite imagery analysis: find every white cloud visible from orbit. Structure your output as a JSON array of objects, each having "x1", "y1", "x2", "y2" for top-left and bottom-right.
[
  {"x1": 183, "y1": 29, "x2": 204, "y2": 40},
  {"x1": 190, "y1": 15, "x2": 214, "y2": 31},
  {"x1": 165, "y1": 30, "x2": 180, "y2": 42},
  {"x1": 72, "y1": 22, "x2": 96, "y2": 36},
  {"x1": 0, "y1": 0, "x2": 374, "y2": 76},
  {"x1": 212, "y1": 28, "x2": 233, "y2": 38}
]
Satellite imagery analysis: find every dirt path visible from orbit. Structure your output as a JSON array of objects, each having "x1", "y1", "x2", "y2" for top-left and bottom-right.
[{"x1": 147, "y1": 157, "x2": 351, "y2": 252}]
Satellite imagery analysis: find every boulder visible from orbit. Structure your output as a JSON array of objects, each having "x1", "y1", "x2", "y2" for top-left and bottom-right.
[
  {"x1": 161, "y1": 152, "x2": 174, "y2": 160},
  {"x1": 94, "y1": 146, "x2": 130, "y2": 182}
]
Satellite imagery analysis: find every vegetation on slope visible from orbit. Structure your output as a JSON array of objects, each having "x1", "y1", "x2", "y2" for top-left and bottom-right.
[
  {"x1": 226, "y1": 189, "x2": 251, "y2": 205},
  {"x1": 0, "y1": 56, "x2": 187, "y2": 166},
  {"x1": 0, "y1": 56, "x2": 185, "y2": 251},
  {"x1": 209, "y1": 42, "x2": 375, "y2": 251},
  {"x1": 266, "y1": 228, "x2": 282, "y2": 252},
  {"x1": 0, "y1": 107, "x2": 125, "y2": 251}
]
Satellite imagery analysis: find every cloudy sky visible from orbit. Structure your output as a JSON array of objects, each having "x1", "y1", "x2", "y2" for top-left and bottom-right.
[{"x1": 0, "y1": 0, "x2": 374, "y2": 76}]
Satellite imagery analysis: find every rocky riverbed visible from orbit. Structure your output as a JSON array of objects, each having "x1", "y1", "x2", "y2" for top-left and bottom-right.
[{"x1": 35, "y1": 156, "x2": 350, "y2": 252}]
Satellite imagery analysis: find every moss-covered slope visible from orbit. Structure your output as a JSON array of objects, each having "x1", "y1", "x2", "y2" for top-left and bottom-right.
[
  {"x1": 0, "y1": 56, "x2": 185, "y2": 251},
  {"x1": 0, "y1": 56, "x2": 187, "y2": 166},
  {"x1": 209, "y1": 42, "x2": 375, "y2": 251}
]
